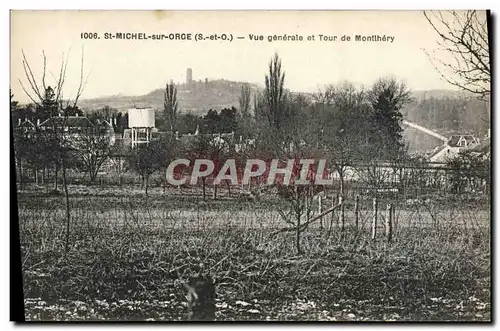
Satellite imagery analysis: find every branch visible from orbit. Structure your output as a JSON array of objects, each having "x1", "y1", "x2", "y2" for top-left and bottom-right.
[
  {"x1": 423, "y1": 10, "x2": 490, "y2": 100},
  {"x1": 18, "y1": 79, "x2": 41, "y2": 106},
  {"x1": 57, "y1": 48, "x2": 71, "y2": 105},
  {"x1": 71, "y1": 46, "x2": 87, "y2": 108},
  {"x1": 272, "y1": 203, "x2": 341, "y2": 235},
  {"x1": 21, "y1": 50, "x2": 44, "y2": 102}
]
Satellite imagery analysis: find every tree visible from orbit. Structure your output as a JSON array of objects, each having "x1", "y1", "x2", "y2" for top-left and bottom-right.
[
  {"x1": 447, "y1": 150, "x2": 489, "y2": 194},
  {"x1": 264, "y1": 53, "x2": 287, "y2": 131},
  {"x1": 73, "y1": 121, "x2": 114, "y2": 184},
  {"x1": 16, "y1": 47, "x2": 88, "y2": 252},
  {"x1": 202, "y1": 109, "x2": 220, "y2": 134},
  {"x1": 178, "y1": 113, "x2": 202, "y2": 134},
  {"x1": 164, "y1": 82, "x2": 178, "y2": 133},
  {"x1": 271, "y1": 109, "x2": 325, "y2": 254},
  {"x1": 12, "y1": 125, "x2": 30, "y2": 190},
  {"x1": 18, "y1": 48, "x2": 88, "y2": 112},
  {"x1": 63, "y1": 105, "x2": 84, "y2": 117},
  {"x1": 367, "y1": 77, "x2": 411, "y2": 160},
  {"x1": 187, "y1": 134, "x2": 229, "y2": 201},
  {"x1": 10, "y1": 90, "x2": 18, "y2": 112},
  {"x1": 40, "y1": 86, "x2": 59, "y2": 119},
  {"x1": 236, "y1": 84, "x2": 256, "y2": 139},
  {"x1": 253, "y1": 91, "x2": 267, "y2": 125},
  {"x1": 313, "y1": 84, "x2": 336, "y2": 105},
  {"x1": 319, "y1": 104, "x2": 370, "y2": 197},
  {"x1": 239, "y1": 84, "x2": 251, "y2": 116},
  {"x1": 10, "y1": 92, "x2": 26, "y2": 189},
  {"x1": 114, "y1": 112, "x2": 129, "y2": 134},
  {"x1": 128, "y1": 139, "x2": 168, "y2": 196},
  {"x1": 424, "y1": 10, "x2": 491, "y2": 102},
  {"x1": 219, "y1": 107, "x2": 237, "y2": 133}
]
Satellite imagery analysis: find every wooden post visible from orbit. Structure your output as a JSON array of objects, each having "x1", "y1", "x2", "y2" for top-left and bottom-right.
[
  {"x1": 339, "y1": 195, "x2": 344, "y2": 231},
  {"x1": 331, "y1": 195, "x2": 335, "y2": 227},
  {"x1": 354, "y1": 195, "x2": 359, "y2": 231},
  {"x1": 100, "y1": 176, "x2": 103, "y2": 189},
  {"x1": 392, "y1": 203, "x2": 396, "y2": 234},
  {"x1": 371, "y1": 197, "x2": 378, "y2": 240},
  {"x1": 318, "y1": 196, "x2": 323, "y2": 229},
  {"x1": 386, "y1": 204, "x2": 393, "y2": 242}
]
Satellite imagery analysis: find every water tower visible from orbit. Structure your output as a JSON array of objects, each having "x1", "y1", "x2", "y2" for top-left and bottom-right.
[{"x1": 128, "y1": 108, "x2": 155, "y2": 148}]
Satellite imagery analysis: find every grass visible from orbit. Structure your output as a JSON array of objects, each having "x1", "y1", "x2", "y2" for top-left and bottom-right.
[{"x1": 17, "y1": 186, "x2": 491, "y2": 321}]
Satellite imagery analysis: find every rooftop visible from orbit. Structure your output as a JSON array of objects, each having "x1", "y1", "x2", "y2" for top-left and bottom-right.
[{"x1": 39, "y1": 116, "x2": 94, "y2": 128}]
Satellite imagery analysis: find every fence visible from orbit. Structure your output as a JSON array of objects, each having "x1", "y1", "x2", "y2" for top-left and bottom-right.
[{"x1": 15, "y1": 159, "x2": 490, "y2": 197}]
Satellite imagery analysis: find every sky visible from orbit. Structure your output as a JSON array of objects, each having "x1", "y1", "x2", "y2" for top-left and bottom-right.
[{"x1": 10, "y1": 10, "x2": 485, "y2": 104}]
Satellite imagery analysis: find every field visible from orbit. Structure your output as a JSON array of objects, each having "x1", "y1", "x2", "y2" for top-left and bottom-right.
[{"x1": 17, "y1": 184, "x2": 491, "y2": 321}]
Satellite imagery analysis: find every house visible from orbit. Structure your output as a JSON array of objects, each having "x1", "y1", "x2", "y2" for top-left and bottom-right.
[
  {"x1": 428, "y1": 134, "x2": 480, "y2": 163},
  {"x1": 15, "y1": 118, "x2": 37, "y2": 135},
  {"x1": 39, "y1": 114, "x2": 94, "y2": 133},
  {"x1": 37, "y1": 114, "x2": 115, "y2": 148}
]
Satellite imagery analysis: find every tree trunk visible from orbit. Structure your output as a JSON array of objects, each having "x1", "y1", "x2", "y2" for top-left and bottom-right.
[
  {"x1": 62, "y1": 160, "x2": 71, "y2": 253},
  {"x1": 339, "y1": 168, "x2": 345, "y2": 198},
  {"x1": 145, "y1": 176, "x2": 149, "y2": 196},
  {"x1": 213, "y1": 183, "x2": 217, "y2": 200},
  {"x1": 372, "y1": 197, "x2": 378, "y2": 240},
  {"x1": 339, "y1": 195, "x2": 345, "y2": 232},
  {"x1": 226, "y1": 180, "x2": 231, "y2": 196},
  {"x1": 54, "y1": 164, "x2": 59, "y2": 191},
  {"x1": 318, "y1": 195, "x2": 323, "y2": 230},
  {"x1": 90, "y1": 168, "x2": 98, "y2": 184},
  {"x1": 295, "y1": 211, "x2": 301, "y2": 255},
  {"x1": 202, "y1": 179, "x2": 206, "y2": 201}
]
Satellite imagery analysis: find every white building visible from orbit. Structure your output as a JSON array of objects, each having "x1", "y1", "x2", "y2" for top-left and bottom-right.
[{"x1": 429, "y1": 134, "x2": 480, "y2": 163}]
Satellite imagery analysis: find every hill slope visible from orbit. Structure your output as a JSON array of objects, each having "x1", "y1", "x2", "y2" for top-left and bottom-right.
[{"x1": 79, "y1": 79, "x2": 262, "y2": 115}]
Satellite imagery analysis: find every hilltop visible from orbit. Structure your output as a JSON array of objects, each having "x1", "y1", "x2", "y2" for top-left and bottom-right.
[{"x1": 79, "y1": 79, "x2": 262, "y2": 115}]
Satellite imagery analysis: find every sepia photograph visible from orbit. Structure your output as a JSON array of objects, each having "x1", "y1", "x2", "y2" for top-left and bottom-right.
[{"x1": 10, "y1": 10, "x2": 491, "y2": 322}]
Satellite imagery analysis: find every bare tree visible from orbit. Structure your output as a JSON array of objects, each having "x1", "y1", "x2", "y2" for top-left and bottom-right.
[
  {"x1": 423, "y1": 10, "x2": 490, "y2": 101},
  {"x1": 312, "y1": 84, "x2": 336, "y2": 105},
  {"x1": 331, "y1": 81, "x2": 366, "y2": 109},
  {"x1": 17, "y1": 46, "x2": 89, "y2": 253},
  {"x1": 18, "y1": 47, "x2": 89, "y2": 110},
  {"x1": 73, "y1": 121, "x2": 114, "y2": 184},
  {"x1": 187, "y1": 134, "x2": 228, "y2": 201},
  {"x1": 315, "y1": 82, "x2": 371, "y2": 198}
]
